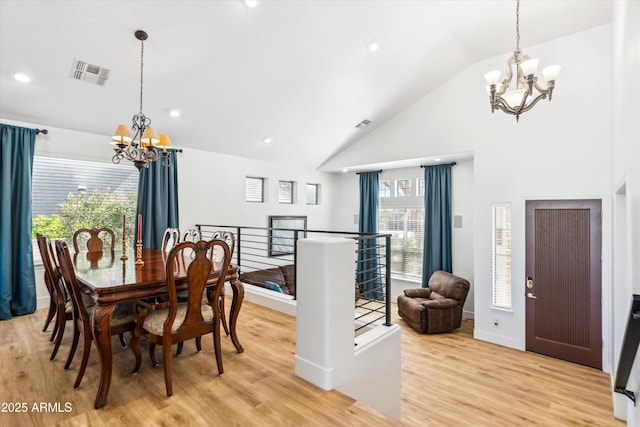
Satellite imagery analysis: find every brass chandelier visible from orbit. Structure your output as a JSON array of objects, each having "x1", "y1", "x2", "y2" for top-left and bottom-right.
[
  {"x1": 111, "y1": 30, "x2": 172, "y2": 170},
  {"x1": 484, "y1": 0, "x2": 561, "y2": 121}
]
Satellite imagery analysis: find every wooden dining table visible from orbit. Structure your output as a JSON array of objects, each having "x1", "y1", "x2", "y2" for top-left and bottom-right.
[{"x1": 73, "y1": 248, "x2": 245, "y2": 409}]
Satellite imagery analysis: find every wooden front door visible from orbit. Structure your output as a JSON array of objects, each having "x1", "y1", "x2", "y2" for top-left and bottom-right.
[{"x1": 525, "y1": 200, "x2": 602, "y2": 369}]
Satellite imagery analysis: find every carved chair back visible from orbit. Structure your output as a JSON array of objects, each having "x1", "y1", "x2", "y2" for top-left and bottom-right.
[{"x1": 72, "y1": 227, "x2": 115, "y2": 253}]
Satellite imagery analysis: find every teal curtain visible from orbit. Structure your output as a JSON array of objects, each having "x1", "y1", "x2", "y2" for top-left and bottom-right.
[
  {"x1": 422, "y1": 164, "x2": 453, "y2": 287},
  {"x1": 357, "y1": 171, "x2": 382, "y2": 300},
  {"x1": 0, "y1": 124, "x2": 37, "y2": 319},
  {"x1": 135, "y1": 151, "x2": 179, "y2": 250}
]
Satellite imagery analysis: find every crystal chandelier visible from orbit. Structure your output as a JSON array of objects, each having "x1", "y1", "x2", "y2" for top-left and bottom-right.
[
  {"x1": 484, "y1": 0, "x2": 561, "y2": 121},
  {"x1": 111, "y1": 30, "x2": 172, "y2": 170}
]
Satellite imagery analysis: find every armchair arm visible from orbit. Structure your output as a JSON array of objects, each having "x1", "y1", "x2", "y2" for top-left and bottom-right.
[
  {"x1": 422, "y1": 298, "x2": 458, "y2": 309},
  {"x1": 404, "y1": 288, "x2": 432, "y2": 298}
]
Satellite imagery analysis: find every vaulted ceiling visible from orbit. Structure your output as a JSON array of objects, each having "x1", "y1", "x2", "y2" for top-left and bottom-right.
[{"x1": 0, "y1": 0, "x2": 612, "y2": 168}]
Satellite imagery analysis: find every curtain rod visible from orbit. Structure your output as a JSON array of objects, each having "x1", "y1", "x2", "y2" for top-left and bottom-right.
[
  {"x1": 355, "y1": 170, "x2": 383, "y2": 175},
  {"x1": 30, "y1": 127, "x2": 183, "y2": 153},
  {"x1": 420, "y1": 162, "x2": 456, "y2": 168}
]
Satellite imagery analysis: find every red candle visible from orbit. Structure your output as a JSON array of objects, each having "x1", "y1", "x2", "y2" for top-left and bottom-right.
[{"x1": 137, "y1": 214, "x2": 142, "y2": 241}]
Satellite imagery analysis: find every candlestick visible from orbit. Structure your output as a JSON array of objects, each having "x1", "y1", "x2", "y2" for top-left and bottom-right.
[
  {"x1": 135, "y1": 239, "x2": 144, "y2": 266},
  {"x1": 120, "y1": 239, "x2": 128, "y2": 261},
  {"x1": 121, "y1": 214, "x2": 128, "y2": 260}
]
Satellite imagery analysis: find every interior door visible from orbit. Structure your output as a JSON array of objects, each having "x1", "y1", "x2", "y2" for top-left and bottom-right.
[{"x1": 525, "y1": 200, "x2": 602, "y2": 369}]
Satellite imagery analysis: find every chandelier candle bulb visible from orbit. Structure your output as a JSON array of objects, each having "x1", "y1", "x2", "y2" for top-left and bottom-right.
[
  {"x1": 484, "y1": 70, "x2": 501, "y2": 85},
  {"x1": 520, "y1": 58, "x2": 539, "y2": 76},
  {"x1": 543, "y1": 65, "x2": 561, "y2": 82}
]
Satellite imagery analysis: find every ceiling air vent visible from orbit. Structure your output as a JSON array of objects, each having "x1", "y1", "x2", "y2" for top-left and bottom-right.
[
  {"x1": 355, "y1": 119, "x2": 372, "y2": 129},
  {"x1": 69, "y1": 59, "x2": 110, "y2": 86}
]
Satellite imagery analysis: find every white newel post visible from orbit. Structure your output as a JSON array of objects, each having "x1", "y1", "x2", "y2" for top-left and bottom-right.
[
  {"x1": 295, "y1": 237, "x2": 355, "y2": 390},
  {"x1": 295, "y1": 237, "x2": 402, "y2": 420}
]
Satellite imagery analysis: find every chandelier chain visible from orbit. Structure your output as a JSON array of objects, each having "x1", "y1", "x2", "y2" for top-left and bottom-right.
[
  {"x1": 139, "y1": 38, "x2": 144, "y2": 114},
  {"x1": 515, "y1": 0, "x2": 520, "y2": 54}
]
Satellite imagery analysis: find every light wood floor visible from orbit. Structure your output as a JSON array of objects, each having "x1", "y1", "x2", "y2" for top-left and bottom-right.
[{"x1": 0, "y1": 299, "x2": 622, "y2": 426}]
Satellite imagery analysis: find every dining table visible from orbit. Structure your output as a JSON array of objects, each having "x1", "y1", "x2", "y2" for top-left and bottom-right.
[{"x1": 73, "y1": 248, "x2": 245, "y2": 409}]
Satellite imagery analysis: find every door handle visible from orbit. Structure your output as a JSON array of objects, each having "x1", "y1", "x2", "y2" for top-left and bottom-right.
[{"x1": 527, "y1": 292, "x2": 537, "y2": 299}]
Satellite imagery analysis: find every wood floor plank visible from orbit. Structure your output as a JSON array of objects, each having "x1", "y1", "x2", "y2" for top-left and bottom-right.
[{"x1": 0, "y1": 299, "x2": 622, "y2": 426}]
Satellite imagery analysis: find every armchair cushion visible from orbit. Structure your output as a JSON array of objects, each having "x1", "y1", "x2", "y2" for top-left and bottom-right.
[{"x1": 403, "y1": 288, "x2": 432, "y2": 298}]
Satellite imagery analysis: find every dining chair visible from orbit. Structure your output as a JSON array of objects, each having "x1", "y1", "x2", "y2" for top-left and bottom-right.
[
  {"x1": 130, "y1": 238, "x2": 232, "y2": 397},
  {"x1": 182, "y1": 228, "x2": 201, "y2": 243},
  {"x1": 36, "y1": 235, "x2": 72, "y2": 361},
  {"x1": 55, "y1": 240, "x2": 136, "y2": 389},
  {"x1": 210, "y1": 231, "x2": 236, "y2": 336},
  {"x1": 162, "y1": 227, "x2": 181, "y2": 252},
  {"x1": 175, "y1": 230, "x2": 234, "y2": 356},
  {"x1": 72, "y1": 227, "x2": 115, "y2": 253}
]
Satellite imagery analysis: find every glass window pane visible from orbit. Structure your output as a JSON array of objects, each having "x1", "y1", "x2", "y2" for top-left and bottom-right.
[
  {"x1": 306, "y1": 183, "x2": 319, "y2": 205},
  {"x1": 279, "y1": 180, "x2": 294, "y2": 204},
  {"x1": 379, "y1": 180, "x2": 391, "y2": 198},
  {"x1": 417, "y1": 177, "x2": 425, "y2": 197},
  {"x1": 31, "y1": 156, "x2": 138, "y2": 262},
  {"x1": 396, "y1": 179, "x2": 411, "y2": 197}
]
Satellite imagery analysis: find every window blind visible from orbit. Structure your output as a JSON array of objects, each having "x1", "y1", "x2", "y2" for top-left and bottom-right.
[
  {"x1": 245, "y1": 177, "x2": 264, "y2": 202},
  {"x1": 379, "y1": 208, "x2": 424, "y2": 279},
  {"x1": 492, "y1": 204, "x2": 512, "y2": 308}
]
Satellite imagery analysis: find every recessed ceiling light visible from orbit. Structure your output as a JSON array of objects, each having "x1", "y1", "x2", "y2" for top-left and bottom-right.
[
  {"x1": 368, "y1": 39, "x2": 380, "y2": 52},
  {"x1": 13, "y1": 71, "x2": 31, "y2": 83},
  {"x1": 169, "y1": 109, "x2": 181, "y2": 118},
  {"x1": 243, "y1": 0, "x2": 259, "y2": 7},
  {"x1": 434, "y1": 158, "x2": 442, "y2": 162},
  {"x1": 263, "y1": 137, "x2": 272, "y2": 144},
  {"x1": 342, "y1": 168, "x2": 349, "y2": 173}
]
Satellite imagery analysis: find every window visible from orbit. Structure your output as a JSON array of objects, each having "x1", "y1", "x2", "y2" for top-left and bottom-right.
[
  {"x1": 492, "y1": 204, "x2": 512, "y2": 308},
  {"x1": 306, "y1": 183, "x2": 319, "y2": 205},
  {"x1": 379, "y1": 208, "x2": 424, "y2": 279},
  {"x1": 379, "y1": 180, "x2": 391, "y2": 198},
  {"x1": 396, "y1": 179, "x2": 411, "y2": 197},
  {"x1": 416, "y1": 177, "x2": 425, "y2": 197},
  {"x1": 31, "y1": 156, "x2": 138, "y2": 262},
  {"x1": 278, "y1": 180, "x2": 294, "y2": 204},
  {"x1": 245, "y1": 177, "x2": 264, "y2": 202}
]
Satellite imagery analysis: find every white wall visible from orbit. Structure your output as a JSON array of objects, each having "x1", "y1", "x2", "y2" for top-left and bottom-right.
[
  {"x1": 324, "y1": 25, "x2": 613, "y2": 363},
  {"x1": 611, "y1": 1, "x2": 640, "y2": 423},
  {"x1": 177, "y1": 147, "x2": 338, "y2": 232}
]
